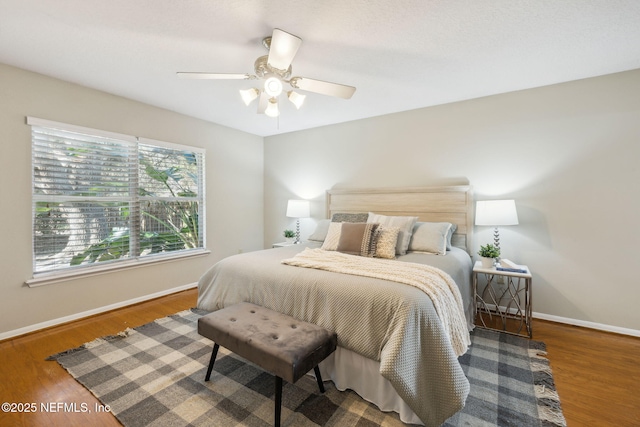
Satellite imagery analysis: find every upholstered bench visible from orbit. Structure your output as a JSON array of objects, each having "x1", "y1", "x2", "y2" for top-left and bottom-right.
[{"x1": 197, "y1": 302, "x2": 337, "y2": 427}]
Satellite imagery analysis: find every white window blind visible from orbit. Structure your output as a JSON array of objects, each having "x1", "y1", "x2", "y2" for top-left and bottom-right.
[{"x1": 29, "y1": 117, "x2": 205, "y2": 276}]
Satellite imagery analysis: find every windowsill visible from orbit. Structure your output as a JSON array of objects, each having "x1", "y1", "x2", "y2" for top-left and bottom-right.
[{"x1": 25, "y1": 249, "x2": 211, "y2": 288}]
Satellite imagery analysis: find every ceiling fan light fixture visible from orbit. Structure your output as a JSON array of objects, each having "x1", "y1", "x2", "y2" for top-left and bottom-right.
[
  {"x1": 178, "y1": 28, "x2": 357, "y2": 120},
  {"x1": 264, "y1": 76, "x2": 283, "y2": 97},
  {"x1": 239, "y1": 88, "x2": 260, "y2": 106},
  {"x1": 264, "y1": 97, "x2": 280, "y2": 117},
  {"x1": 287, "y1": 91, "x2": 305, "y2": 109}
]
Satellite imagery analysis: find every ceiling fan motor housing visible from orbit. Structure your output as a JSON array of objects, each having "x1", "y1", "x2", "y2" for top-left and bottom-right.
[{"x1": 254, "y1": 55, "x2": 292, "y2": 80}]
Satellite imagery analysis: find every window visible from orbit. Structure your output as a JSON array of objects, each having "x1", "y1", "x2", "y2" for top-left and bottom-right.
[{"x1": 29, "y1": 117, "x2": 205, "y2": 278}]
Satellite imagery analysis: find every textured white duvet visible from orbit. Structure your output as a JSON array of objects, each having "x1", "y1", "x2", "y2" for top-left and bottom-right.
[{"x1": 281, "y1": 247, "x2": 470, "y2": 357}]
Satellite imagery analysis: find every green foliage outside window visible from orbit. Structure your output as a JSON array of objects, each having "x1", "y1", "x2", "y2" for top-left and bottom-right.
[{"x1": 69, "y1": 149, "x2": 201, "y2": 266}]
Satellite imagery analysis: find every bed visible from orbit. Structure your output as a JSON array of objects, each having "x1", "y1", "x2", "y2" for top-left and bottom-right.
[{"x1": 197, "y1": 185, "x2": 475, "y2": 426}]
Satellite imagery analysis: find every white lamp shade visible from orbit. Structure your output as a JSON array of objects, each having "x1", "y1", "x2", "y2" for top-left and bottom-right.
[
  {"x1": 475, "y1": 200, "x2": 519, "y2": 226},
  {"x1": 286, "y1": 199, "x2": 310, "y2": 218},
  {"x1": 265, "y1": 98, "x2": 280, "y2": 117},
  {"x1": 287, "y1": 90, "x2": 306, "y2": 109},
  {"x1": 239, "y1": 88, "x2": 259, "y2": 106}
]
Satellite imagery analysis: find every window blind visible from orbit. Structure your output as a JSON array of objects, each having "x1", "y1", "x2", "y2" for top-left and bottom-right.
[{"x1": 29, "y1": 117, "x2": 205, "y2": 276}]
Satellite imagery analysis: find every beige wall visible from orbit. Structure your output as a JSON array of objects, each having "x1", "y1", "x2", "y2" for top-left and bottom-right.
[
  {"x1": 264, "y1": 69, "x2": 640, "y2": 332},
  {"x1": 0, "y1": 63, "x2": 264, "y2": 336},
  {"x1": 3, "y1": 61, "x2": 638, "y2": 336}
]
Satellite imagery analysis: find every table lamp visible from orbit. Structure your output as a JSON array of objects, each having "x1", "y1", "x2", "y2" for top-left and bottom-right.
[
  {"x1": 475, "y1": 199, "x2": 519, "y2": 251},
  {"x1": 286, "y1": 199, "x2": 310, "y2": 244}
]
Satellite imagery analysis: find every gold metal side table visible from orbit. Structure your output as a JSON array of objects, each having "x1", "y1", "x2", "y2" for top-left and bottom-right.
[{"x1": 473, "y1": 261, "x2": 533, "y2": 338}]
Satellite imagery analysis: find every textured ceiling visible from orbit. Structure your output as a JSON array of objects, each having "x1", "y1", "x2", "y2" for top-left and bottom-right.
[{"x1": 2, "y1": 0, "x2": 640, "y2": 137}]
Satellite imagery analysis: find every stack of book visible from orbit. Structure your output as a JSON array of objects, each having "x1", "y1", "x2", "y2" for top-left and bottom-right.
[{"x1": 496, "y1": 260, "x2": 527, "y2": 274}]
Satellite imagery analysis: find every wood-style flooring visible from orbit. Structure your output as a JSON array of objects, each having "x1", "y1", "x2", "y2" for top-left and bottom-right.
[{"x1": 0, "y1": 288, "x2": 638, "y2": 426}]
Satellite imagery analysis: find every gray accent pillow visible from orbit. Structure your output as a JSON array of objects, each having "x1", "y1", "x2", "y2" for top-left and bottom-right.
[
  {"x1": 331, "y1": 212, "x2": 369, "y2": 223},
  {"x1": 308, "y1": 219, "x2": 331, "y2": 242},
  {"x1": 367, "y1": 213, "x2": 418, "y2": 255},
  {"x1": 408, "y1": 222, "x2": 453, "y2": 255}
]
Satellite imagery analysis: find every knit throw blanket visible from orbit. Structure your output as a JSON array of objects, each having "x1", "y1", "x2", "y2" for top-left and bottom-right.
[{"x1": 282, "y1": 248, "x2": 471, "y2": 356}]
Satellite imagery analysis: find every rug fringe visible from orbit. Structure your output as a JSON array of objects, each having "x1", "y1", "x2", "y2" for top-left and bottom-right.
[
  {"x1": 46, "y1": 311, "x2": 197, "y2": 361},
  {"x1": 535, "y1": 384, "x2": 559, "y2": 401},
  {"x1": 530, "y1": 345, "x2": 567, "y2": 427},
  {"x1": 531, "y1": 360, "x2": 553, "y2": 376},
  {"x1": 528, "y1": 348, "x2": 548, "y2": 359},
  {"x1": 46, "y1": 329, "x2": 133, "y2": 360},
  {"x1": 538, "y1": 404, "x2": 567, "y2": 427},
  {"x1": 85, "y1": 329, "x2": 132, "y2": 348},
  {"x1": 156, "y1": 309, "x2": 194, "y2": 324}
]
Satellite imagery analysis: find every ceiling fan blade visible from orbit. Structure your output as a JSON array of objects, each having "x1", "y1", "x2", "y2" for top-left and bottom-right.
[
  {"x1": 267, "y1": 29, "x2": 302, "y2": 71},
  {"x1": 257, "y1": 92, "x2": 269, "y2": 114},
  {"x1": 176, "y1": 72, "x2": 250, "y2": 80},
  {"x1": 289, "y1": 77, "x2": 356, "y2": 99}
]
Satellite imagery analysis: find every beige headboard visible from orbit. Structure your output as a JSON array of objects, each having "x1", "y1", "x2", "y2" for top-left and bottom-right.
[{"x1": 326, "y1": 185, "x2": 474, "y2": 254}]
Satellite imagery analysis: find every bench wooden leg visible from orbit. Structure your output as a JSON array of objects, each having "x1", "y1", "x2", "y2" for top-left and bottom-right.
[
  {"x1": 274, "y1": 376, "x2": 283, "y2": 427},
  {"x1": 313, "y1": 366, "x2": 325, "y2": 393},
  {"x1": 204, "y1": 343, "x2": 219, "y2": 381}
]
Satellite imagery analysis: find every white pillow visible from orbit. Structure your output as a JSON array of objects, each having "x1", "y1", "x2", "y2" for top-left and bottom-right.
[
  {"x1": 367, "y1": 213, "x2": 418, "y2": 255},
  {"x1": 408, "y1": 222, "x2": 452, "y2": 255},
  {"x1": 308, "y1": 219, "x2": 331, "y2": 242},
  {"x1": 321, "y1": 222, "x2": 343, "y2": 251}
]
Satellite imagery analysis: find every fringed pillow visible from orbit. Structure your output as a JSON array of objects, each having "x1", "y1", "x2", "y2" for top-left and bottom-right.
[{"x1": 336, "y1": 222, "x2": 379, "y2": 257}]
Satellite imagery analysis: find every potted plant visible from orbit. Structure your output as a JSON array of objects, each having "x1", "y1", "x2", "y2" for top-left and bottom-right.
[
  {"x1": 478, "y1": 243, "x2": 500, "y2": 268},
  {"x1": 283, "y1": 229, "x2": 295, "y2": 242}
]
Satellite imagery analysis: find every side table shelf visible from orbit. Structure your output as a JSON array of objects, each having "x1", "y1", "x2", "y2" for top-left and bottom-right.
[{"x1": 472, "y1": 261, "x2": 533, "y2": 338}]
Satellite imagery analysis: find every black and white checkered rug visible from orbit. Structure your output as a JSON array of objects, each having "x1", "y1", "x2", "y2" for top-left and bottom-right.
[{"x1": 49, "y1": 309, "x2": 565, "y2": 427}]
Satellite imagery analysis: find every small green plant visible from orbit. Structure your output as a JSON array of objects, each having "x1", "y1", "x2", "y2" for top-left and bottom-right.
[
  {"x1": 478, "y1": 243, "x2": 500, "y2": 258},
  {"x1": 283, "y1": 229, "x2": 295, "y2": 238}
]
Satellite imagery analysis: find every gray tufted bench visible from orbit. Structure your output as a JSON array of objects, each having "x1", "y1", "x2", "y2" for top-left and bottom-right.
[{"x1": 197, "y1": 302, "x2": 337, "y2": 427}]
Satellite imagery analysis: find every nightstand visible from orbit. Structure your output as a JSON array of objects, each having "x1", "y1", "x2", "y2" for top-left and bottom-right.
[{"x1": 473, "y1": 261, "x2": 532, "y2": 338}]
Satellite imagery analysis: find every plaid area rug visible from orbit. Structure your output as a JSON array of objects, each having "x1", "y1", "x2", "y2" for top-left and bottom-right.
[{"x1": 49, "y1": 309, "x2": 565, "y2": 427}]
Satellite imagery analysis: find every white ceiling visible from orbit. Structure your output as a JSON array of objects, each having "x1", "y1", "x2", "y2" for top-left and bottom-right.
[{"x1": 2, "y1": 1, "x2": 640, "y2": 137}]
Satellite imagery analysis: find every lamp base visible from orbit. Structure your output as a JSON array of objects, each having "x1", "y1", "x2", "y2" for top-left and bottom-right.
[
  {"x1": 294, "y1": 219, "x2": 301, "y2": 244},
  {"x1": 493, "y1": 227, "x2": 504, "y2": 284}
]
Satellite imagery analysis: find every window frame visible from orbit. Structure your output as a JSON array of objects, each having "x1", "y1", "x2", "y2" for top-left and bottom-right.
[{"x1": 26, "y1": 117, "x2": 208, "y2": 287}]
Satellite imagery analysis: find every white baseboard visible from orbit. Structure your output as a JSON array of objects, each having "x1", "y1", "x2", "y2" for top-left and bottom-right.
[
  {"x1": 4, "y1": 285, "x2": 639, "y2": 341},
  {"x1": 479, "y1": 303, "x2": 640, "y2": 337},
  {"x1": 533, "y1": 311, "x2": 640, "y2": 337},
  {"x1": 480, "y1": 304, "x2": 640, "y2": 337},
  {"x1": 0, "y1": 282, "x2": 198, "y2": 342}
]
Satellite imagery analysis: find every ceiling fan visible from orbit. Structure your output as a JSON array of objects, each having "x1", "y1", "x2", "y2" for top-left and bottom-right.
[{"x1": 177, "y1": 28, "x2": 356, "y2": 118}]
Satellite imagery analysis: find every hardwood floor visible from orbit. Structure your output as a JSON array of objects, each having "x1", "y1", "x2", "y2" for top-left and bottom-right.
[
  {"x1": 1, "y1": 288, "x2": 638, "y2": 426},
  {"x1": 0, "y1": 289, "x2": 197, "y2": 427},
  {"x1": 533, "y1": 319, "x2": 640, "y2": 426}
]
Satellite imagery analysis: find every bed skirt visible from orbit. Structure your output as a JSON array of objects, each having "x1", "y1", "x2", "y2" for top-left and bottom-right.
[{"x1": 316, "y1": 346, "x2": 424, "y2": 425}]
